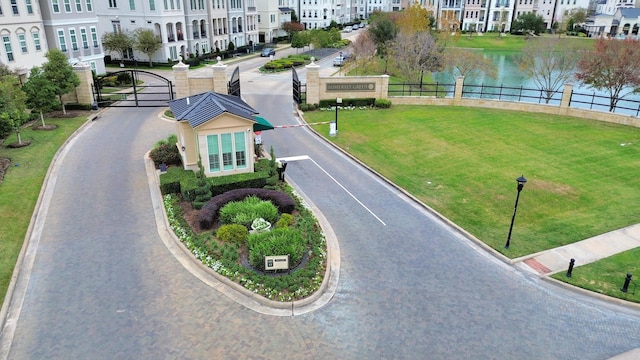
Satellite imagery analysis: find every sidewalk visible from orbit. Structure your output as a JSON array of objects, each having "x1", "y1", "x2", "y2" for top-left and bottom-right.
[{"x1": 513, "y1": 223, "x2": 640, "y2": 276}]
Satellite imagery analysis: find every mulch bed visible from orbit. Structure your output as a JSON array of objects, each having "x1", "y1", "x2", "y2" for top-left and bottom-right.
[{"x1": 0, "y1": 157, "x2": 9, "y2": 185}]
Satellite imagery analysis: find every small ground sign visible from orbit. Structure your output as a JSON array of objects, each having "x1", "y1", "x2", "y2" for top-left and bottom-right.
[{"x1": 265, "y1": 255, "x2": 289, "y2": 271}]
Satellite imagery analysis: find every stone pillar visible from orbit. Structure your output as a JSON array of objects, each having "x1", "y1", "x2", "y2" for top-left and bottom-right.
[
  {"x1": 212, "y1": 57, "x2": 228, "y2": 94},
  {"x1": 305, "y1": 59, "x2": 320, "y2": 105},
  {"x1": 560, "y1": 82, "x2": 573, "y2": 115},
  {"x1": 172, "y1": 58, "x2": 190, "y2": 99},
  {"x1": 380, "y1": 75, "x2": 390, "y2": 99},
  {"x1": 72, "y1": 60, "x2": 94, "y2": 105},
  {"x1": 454, "y1": 76, "x2": 465, "y2": 105}
]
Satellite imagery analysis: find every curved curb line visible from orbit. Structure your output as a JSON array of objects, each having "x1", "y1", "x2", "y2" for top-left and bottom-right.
[
  {"x1": 144, "y1": 153, "x2": 339, "y2": 316},
  {"x1": 295, "y1": 109, "x2": 640, "y2": 312},
  {"x1": 0, "y1": 116, "x2": 97, "y2": 359}
]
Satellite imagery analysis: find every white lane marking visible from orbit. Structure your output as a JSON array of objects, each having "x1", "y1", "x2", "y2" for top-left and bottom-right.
[{"x1": 277, "y1": 155, "x2": 386, "y2": 226}]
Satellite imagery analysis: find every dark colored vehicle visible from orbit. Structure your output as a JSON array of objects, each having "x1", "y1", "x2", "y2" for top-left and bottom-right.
[{"x1": 261, "y1": 48, "x2": 276, "y2": 57}]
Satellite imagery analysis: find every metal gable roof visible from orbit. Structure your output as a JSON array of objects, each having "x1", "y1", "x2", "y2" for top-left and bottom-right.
[{"x1": 168, "y1": 91, "x2": 258, "y2": 128}]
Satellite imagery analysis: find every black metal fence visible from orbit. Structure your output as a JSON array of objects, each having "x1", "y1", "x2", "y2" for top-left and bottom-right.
[
  {"x1": 388, "y1": 82, "x2": 640, "y2": 117},
  {"x1": 387, "y1": 82, "x2": 455, "y2": 97},
  {"x1": 461, "y1": 84, "x2": 563, "y2": 106}
]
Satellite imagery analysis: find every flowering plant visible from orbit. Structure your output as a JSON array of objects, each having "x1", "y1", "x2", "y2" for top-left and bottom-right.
[{"x1": 251, "y1": 217, "x2": 271, "y2": 231}]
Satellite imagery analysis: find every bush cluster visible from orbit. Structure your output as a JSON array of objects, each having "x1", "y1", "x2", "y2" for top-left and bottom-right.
[
  {"x1": 375, "y1": 99, "x2": 392, "y2": 108},
  {"x1": 150, "y1": 143, "x2": 181, "y2": 168},
  {"x1": 248, "y1": 228, "x2": 306, "y2": 270},
  {"x1": 318, "y1": 98, "x2": 375, "y2": 108},
  {"x1": 219, "y1": 195, "x2": 279, "y2": 228},
  {"x1": 299, "y1": 103, "x2": 320, "y2": 112},
  {"x1": 216, "y1": 224, "x2": 249, "y2": 244},
  {"x1": 199, "y1": 188, "x2": 296, "y2": 229},
  {"x1": 276, "y1": 213, "x2": 295, "y2": 228}
]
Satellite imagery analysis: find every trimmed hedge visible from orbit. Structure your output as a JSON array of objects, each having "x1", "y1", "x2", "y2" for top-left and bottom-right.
[
  {"x1": 318, "y1": 98, "x2": 375, "y2": 108},
  {"x1": 159, "y1": 167, "x2": 271, "y2": 198},
  {"x1": 159, "y1": 167, "x2": 186, "y2": 194},
  {"x1": 199, "y1": 188, "x2": 296, "y2": 229}
]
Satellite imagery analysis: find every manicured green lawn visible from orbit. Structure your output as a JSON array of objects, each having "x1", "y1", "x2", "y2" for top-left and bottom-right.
[
  {"x1": 551, "y1": 248, "x2": 640, "y2": 303},
  {"x1": 450, "y1": 33, "x2": 595, "y2": 51},
  {"x1": 0, "y1": 116, "x2": 87, "y2": 305},
  {"x1": 304, "y1": 106, "x2": 640, "y2": 258}
]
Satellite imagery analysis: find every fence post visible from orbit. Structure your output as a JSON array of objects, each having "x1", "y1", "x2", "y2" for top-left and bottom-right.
[
  {"x1": 559, "y1": 82, "x2": 573, "y2": 115},
  {"x1": 172, "y1": 58, "x2": 190, "y2": 99},
  {"x1": 305, "y1": 60, "x2": 320, "y2": 105},
  {"x1": 454, "y1": 76, "x2": 464, "y2": 105}
]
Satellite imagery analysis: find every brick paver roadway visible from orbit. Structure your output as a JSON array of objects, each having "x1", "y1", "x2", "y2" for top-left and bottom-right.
[{"x1": 2, "y1": 68, "x2": 640, "y2": 359}]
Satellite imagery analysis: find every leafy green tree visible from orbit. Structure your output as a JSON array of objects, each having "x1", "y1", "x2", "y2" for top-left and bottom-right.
[
  {"x1": 510, "y1": 12, "x2": 546, "y2": 35},
  {"x1": 367, "y1": 15, "x2": 398, "y2": 73},
  {"x1": 23, "y1": 66, "x2": 58, "y2": 127},
  {"x1": 101, "y1": 31, "x2": 134, "y2": 61},
  {"x1": 291, "y1": 31, "x2": 310, "y2": 52},
  {"x1": 134, "y1": 28, "x2": 162, "y2": 67},
  {"x1": 42, "y1": 48, "x2": 81, "y2": 115},
  {"x1": 0, "y1": 75, "x2": 29, "y2": 144}
]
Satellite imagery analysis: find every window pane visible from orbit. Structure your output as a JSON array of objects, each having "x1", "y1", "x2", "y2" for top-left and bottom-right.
[
  {"x1": 207, "y1": 135, "x2": 220, "y2": 171},
  {"x1": 234, "y1": 132, "x2": 247, "y2": 168},
  {"x1": 221, "y1": 133, "x2": 233, "y2": 170}
]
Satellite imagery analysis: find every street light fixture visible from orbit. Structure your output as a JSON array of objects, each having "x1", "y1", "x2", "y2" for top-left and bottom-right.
[{"x1": 505, "y1": 175, "x2": 527, "y2": 249}]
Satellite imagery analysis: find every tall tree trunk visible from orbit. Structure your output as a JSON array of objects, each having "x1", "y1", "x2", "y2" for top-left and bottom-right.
[
  {"x1": 59, "y1": 95, "x2": 66, "y2": 115},
  {"x1": 40, "y1": 110, "x2": 46, "y2": 127}
]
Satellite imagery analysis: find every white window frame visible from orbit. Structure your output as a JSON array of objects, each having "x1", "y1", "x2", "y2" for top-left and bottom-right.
[
  {"x1": 26, "y1": 0, "x2": 33, "y2": 14},
  {"x1": 63, "y1": 0, "x2": 71, "y2": 12},
  {"x1": 90, "y1": 26, "x2": 98, "y2": 48},
  {"x1": 3, "y1": 36, "x2": 14, "y2": 62},
  {"x1": 32, "y1": 32, "x2": 41, "y2": 50},
  {"x1": 57, "y1": 29, "x2": 67, "y2": 51},
  {"x1": 75, "y1": 0, "x2": 82, "y2": 11},
  {"x1": 80, "y1": 28, "x2": 88, "y2": 48},
  {"x1": 85, "y1": 0, "x2": 92, "y2": 11},
  {"x1": 18, "y1": 33, "x2": 27, "y2": 53},
  {"x1": 69, "y1": 28, "x2": 78, "y2": 51},
  {"x1": 52, "y1": 0, "x2": 60, "y2": 13}
]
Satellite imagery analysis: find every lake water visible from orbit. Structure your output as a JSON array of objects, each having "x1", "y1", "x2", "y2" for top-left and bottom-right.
[{"x1": 432, "y1": 50, "x2": 640, "y2": 116}]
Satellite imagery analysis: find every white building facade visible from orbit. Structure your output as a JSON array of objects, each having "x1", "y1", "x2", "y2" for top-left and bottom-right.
[{"x1": 0, "y1": 0, "x2": 49, "y2": 73}]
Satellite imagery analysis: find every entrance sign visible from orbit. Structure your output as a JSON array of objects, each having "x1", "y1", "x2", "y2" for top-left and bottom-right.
[
  {"x1": 265, "y1": 255, "x2": 289, "y2": 270},
  {"x1": 326, "y1": 82, "x2": 375, "y2": 92}
]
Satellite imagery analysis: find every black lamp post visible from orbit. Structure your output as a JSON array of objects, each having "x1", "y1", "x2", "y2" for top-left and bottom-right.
[{"x1": 505, "y1": 175, "x2": 527, "y2": 249}]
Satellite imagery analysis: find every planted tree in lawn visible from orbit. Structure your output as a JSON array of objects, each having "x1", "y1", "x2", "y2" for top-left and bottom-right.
[
  {"x1": 23, "y1": 66, "x2": 58, "y2": 128},
  {"x1": 0, "y1": 64, "x2": 17, "y2": 138},
  {"x1": 134, "y1": 28, "x2": 162, "y2": 67},
  {"x1": 0, "y1": 75, "x2": 29, "y2": 144},
  {"x1": 193, "y1": 158, "x2": 212, "y2": 209},
  {"x1": 282, "y1": 21, "x2": 304, "y2": 40},
  {"x1": 511, "y1": 12, "x2": 546, "y2": 35},
  {"x1": 351, "y1": 30, "x2": 377, "y2": 75},
  {"x1": 391, "y1": 31, "x2": 444, "y2": 84},
  {"x1": 516, "y1": 37, "x2": 581, "y2": 103},
  {"x1": 101, "y1": 31, "x2": 134, "y2": 62},
  {"x1": 367, "y1": 15, "x2": 398, "y2": 73},
  {"x1": 42, "y1": 49, "x2": 80, "y2": 115},
  {"x1": 575, "y1": 38, "x2": 640, "y2": 111}
]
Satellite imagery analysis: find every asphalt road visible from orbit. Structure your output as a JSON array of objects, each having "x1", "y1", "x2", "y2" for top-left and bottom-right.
[{"x1": 1, "y1": 57, "x2": 640, "y2": 359}]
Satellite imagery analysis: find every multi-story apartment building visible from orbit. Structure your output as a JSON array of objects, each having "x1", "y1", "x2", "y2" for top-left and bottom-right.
[
  {"x1": 257, "y1": 0, "x2": 293, "y2": 43},
  {"x1": 185, "y1": 0, "x2": 211, "y2": 56},
  {"x1": 0, "y1": 0, "x2": 49, "y2": 74},
  {"x1": 38, "y1": 0, "x2": 105, "y2": 73},
  {"x1": 208, "y1": 0, "x2": 229, "y2": 52}
]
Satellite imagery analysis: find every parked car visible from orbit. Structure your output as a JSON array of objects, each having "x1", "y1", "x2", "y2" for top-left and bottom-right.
[
  {"x1": 260, "y1": 48, "x2": 276, "y2": 57},
  {"x1": 343, "y1": 26, "x2": 353, "y2": 33},
  {"x1": 333, "y1": 56, "x2": 346, "y2": 67}
]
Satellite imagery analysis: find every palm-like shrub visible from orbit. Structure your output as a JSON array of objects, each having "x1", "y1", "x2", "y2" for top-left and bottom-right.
[
  {"x1": 248, "y1": 227, "x2": 306, "y2": 270},
  {"x1": 219, "y1": 195, "x2": 278, "y2": 227}
]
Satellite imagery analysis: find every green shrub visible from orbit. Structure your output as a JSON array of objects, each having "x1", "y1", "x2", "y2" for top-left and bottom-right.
[
  {"x1": 276, "y1": 213, "x2": 294, "y2": 228},
  {"x1": 319, "y1": 98, "x2": 375, "y2": 108},
  {"x1": 150, "y1": 143, "x2": 181, "y2": 167},
  {"x1": 299, "y1": 103, "x2": 310, "y2": 111},
  {"x1": 375, "y1": 99, "x2": 392, "y2": 108},
  {"x1": 208, "y1": 171, "x2": 269, "y2": 195},
  {"x1": 216, "y1": 224, "x2": 249, "y2": 244},
  {"x1": 159, "y1": 167, "x2": 185, "y2": 194},
  {"x1": 180, "y1": 176, "x2": 199, "y2": 202},
  {"x1": 248, "y1": 228, "x2": 306, "y2": 270},
  {"x1": 219, "y1": 195, "x2": 279, "y2": 227}
]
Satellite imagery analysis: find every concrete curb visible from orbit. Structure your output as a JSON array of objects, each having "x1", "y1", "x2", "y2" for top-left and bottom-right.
[
  {"x1": 0, "y1": 112, "x2": 102, "y2": 359},
  {"x1": 294, "y1": 108, "x2": 640, "y2": 312},
  {"x1": 144, "y1": 152, "x2": 339, "y2": 316}
]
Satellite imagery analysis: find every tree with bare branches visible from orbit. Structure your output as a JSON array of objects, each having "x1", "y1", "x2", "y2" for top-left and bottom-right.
[
  {"x1": 391, "y1": 31, "x2": 443, "y2": 84},
  {"x1": 516, "y1": 37, "x2": 580, "y2": 103},
  {"x1": 443, "y1": 48, "x2": 497, "y2": 82},
  {"x1": 351, "y1": 31, "x2": 377, "y2": 75}
]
